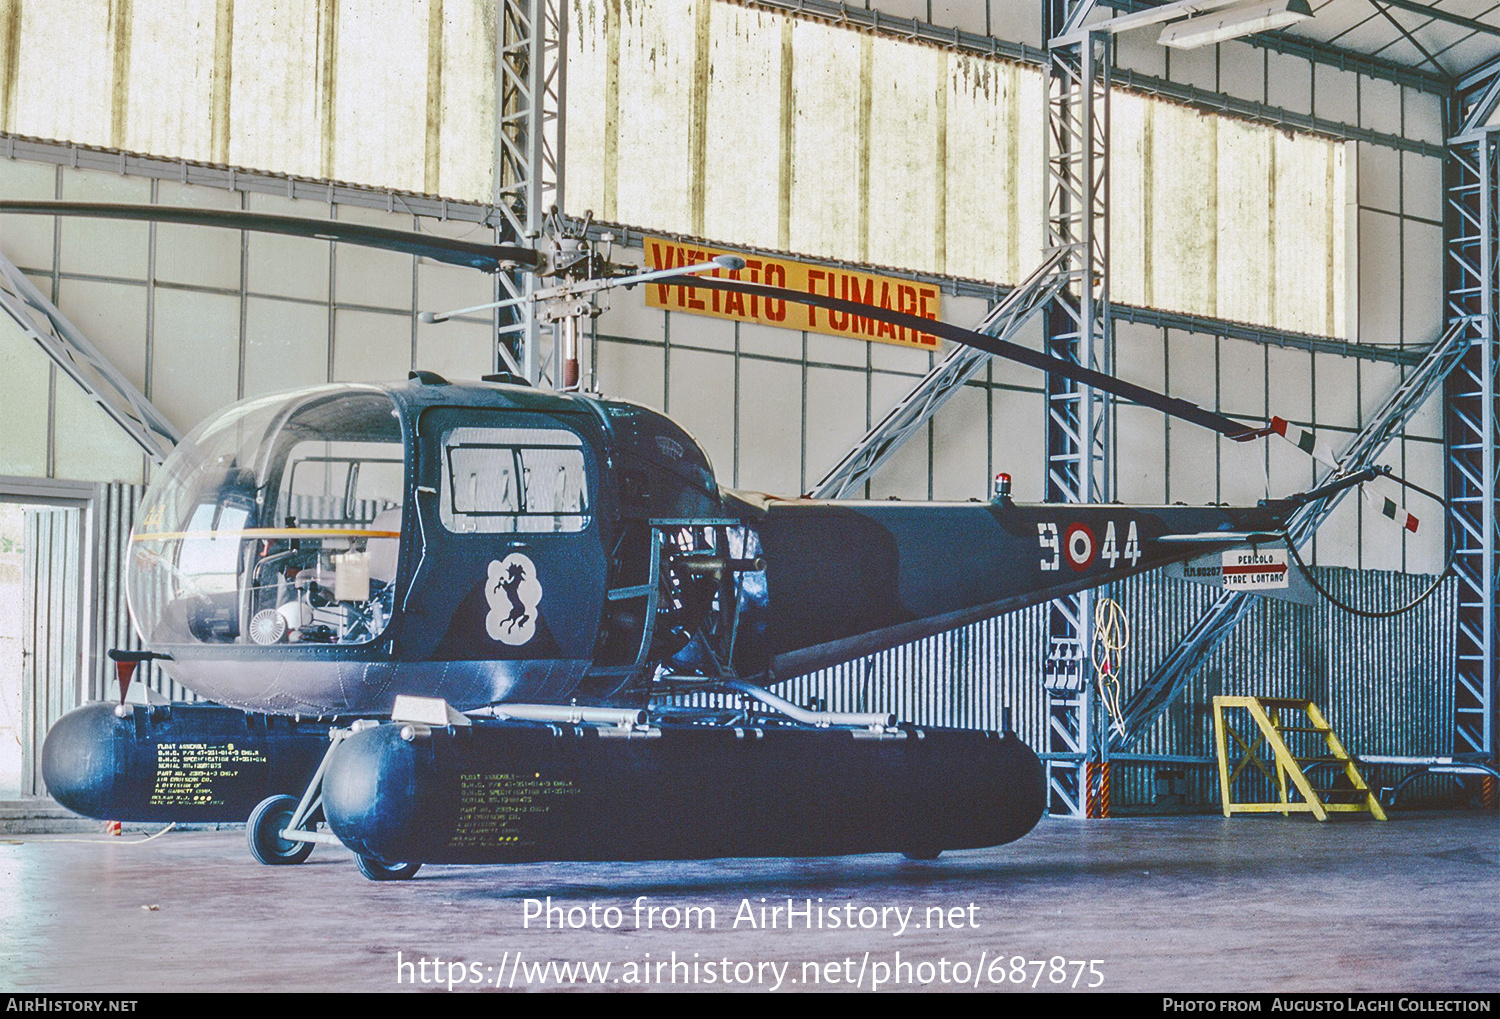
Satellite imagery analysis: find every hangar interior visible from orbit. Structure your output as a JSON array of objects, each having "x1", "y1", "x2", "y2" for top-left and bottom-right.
[
  {"x1": 0, "y1": 0, "x2": 1485, "y2": 814},
  {"x1": 2, "y1": 0, "x2": 1499, "y2": 995}
]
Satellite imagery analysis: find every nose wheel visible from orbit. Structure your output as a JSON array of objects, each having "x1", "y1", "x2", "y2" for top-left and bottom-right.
[
  {"x1": 247, "y1": 794, "x2": 315, "y2": 865},
  {"x1": 355, "y1": 855, "x2": 422, "y2": 881}
]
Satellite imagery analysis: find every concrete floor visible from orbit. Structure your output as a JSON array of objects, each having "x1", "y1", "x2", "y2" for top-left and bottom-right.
[{"x1": 1, "y1": 811, "x2": 1496, "y2": 994}]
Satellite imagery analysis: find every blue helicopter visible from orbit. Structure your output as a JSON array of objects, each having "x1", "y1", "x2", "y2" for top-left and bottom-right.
[{"x1": 13, "y1": 202, "x2": 1353, "y2": 878}]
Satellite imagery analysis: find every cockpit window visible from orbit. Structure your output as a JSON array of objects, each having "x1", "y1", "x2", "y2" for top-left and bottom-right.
[
  {"x1": 128, "y1": 387, "x2": 407, "y2": 647},
  {"x1": 439, "y1": 426, "x2": 589, "y2": 534}
]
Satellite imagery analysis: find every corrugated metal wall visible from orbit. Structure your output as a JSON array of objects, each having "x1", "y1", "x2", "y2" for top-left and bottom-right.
[
  {"x1": 0, "y1": 0, "x2": 497, "y2": 200},
  {"x1": 565, "y1": 0, "x2": 1349, "y2": 338},
  {"x1": 1102, "y1": 567, "x2": 1458, "y2": 809},
  {"x1": 89, "y1": 482, "x2": 183, "y2": 702},
  {"x1": 19, "y1": 505, "x2": 81, "y2": 795},
  {"x1": 770, "y1": 566, "x2": 1458, "y2": 811}
]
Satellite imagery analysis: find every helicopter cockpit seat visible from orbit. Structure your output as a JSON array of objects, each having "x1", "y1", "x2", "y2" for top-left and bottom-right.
[{"x1": 367, "y1": 507, "x2": 401, "y2": 586}]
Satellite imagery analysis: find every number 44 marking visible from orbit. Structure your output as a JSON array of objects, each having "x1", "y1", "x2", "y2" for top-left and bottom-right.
[
  {"x1": 1040, "y1": 520, "x2": 1140, "y2": 570},
  {"x1": 1100, "y1": 520, "x2": 1142, "y2": 567}
]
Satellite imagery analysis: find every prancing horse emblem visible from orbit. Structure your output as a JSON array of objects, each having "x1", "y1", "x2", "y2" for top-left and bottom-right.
[{"x1": 486, "y1": 553, "x2": 542, "y2": 646}]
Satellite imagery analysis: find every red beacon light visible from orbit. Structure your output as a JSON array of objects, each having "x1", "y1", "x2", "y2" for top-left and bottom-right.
[{"x1": 993, "y1": 472, "x2": 1012, "y2": 504}]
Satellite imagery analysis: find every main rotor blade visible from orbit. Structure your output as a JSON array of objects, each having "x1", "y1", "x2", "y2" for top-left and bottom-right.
[
  {"x1": 0, "y1": 201, "x2": 543, "y2": 273},
  {"x1": 657, "y1": 273, "x2": 1258, "y2": 440}
]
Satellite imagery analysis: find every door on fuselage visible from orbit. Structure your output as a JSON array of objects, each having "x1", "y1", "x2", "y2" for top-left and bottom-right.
[{"x1": 402, "y1": 408, "x2": 608, "y2": 683}]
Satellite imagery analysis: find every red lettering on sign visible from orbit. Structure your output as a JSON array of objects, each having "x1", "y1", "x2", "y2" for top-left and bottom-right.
[
  {"x1": 827, "y1": 273, "x2": 848, "y2": 331},
  {"x1": 685, "y1": 249, "x2": 705, "y2": 310},
  {"x1": 917, "y1": 285, "x2": 940, "y2": 346},
  {"x1": 651, "y1": 242, "x2": 680, "y2": 304},
  {"x1": 806, "y1": 269, "x2": 824, "y2": 328},
  {"x1": 875, "y1": 282, "x2": 896, "y2": 339},
  {"x1": 896, "y1": 284, "x2": 917, "y2": 343},
  {"x1": 744, "y1": 259, "x2": 762, "y2": 317},
  {"x1": 844, "y1": 275, "x2": 876, "y2": 335},
  {"x1": 764, "y1": 262, "x2": 787, "y2": 321}
]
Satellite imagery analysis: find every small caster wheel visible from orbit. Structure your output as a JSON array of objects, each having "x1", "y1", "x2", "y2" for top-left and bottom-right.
[
  {"x1": 355, "y1": 855, "x2": 421, "y2": 881},
  {"x1": 902, "y1": 847, "x2": 942, "y2": 861},
  {"x1": 247, "y1": 794, "x2": 313, "y2": 865}
]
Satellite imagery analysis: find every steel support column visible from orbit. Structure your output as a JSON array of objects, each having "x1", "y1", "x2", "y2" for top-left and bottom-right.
[
  {"x1": 1445, "y1": 129, "x2": 1499, "y2": 765},
  {"x1": 1112, "y1": 319, "x2": 1470, "y2": 748},
  {"x1": 495, "y1": 0, "x2": 566, "y2": 385},
  {"x1": 0, "y1": 249, "x2": 179, "y2": 463},
  {"x1": 807, "y1": 248, "x2": 1068, "y2": 499},
  {"x1": 1043, "y1": 4, "x2": 1112, "y2": 818}
]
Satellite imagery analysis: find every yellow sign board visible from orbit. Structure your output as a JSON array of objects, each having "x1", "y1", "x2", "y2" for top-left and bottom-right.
[{"x1": 644, "y1": 237, "x2": 942, "y2": 351}]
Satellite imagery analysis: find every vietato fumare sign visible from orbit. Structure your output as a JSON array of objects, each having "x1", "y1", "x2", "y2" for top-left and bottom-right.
[{"x1": 644, "y1": 237, "x2": 943, "y2": 351}]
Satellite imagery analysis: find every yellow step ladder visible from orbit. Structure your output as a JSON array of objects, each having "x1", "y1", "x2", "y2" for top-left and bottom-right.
[{"x1": 1211, "y1": 696, "x2": 1387, "y2": 821}]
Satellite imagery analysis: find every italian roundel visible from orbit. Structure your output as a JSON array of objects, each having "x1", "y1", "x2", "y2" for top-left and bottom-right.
[
  {"x1": 486, "y1": 553, "x2": 543, "y2": 646},
  {"x1": 1064, "y1": 523, "x2": 1096, "y2": 572}
]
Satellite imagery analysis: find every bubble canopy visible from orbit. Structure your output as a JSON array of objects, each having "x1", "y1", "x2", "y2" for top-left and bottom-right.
[{"x1": 128, "y1": 385, "x2": 407, "y2": 650}]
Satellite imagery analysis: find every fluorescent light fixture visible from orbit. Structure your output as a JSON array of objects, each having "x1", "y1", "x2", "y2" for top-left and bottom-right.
[{"x1": 1158, "y1": 0, "x2": 1313, "y2": 49}]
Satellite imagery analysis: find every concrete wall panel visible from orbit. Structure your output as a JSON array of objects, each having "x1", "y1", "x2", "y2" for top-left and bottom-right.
[
  {"x1": 1403, "y1": 153, "x2": 1444, "y2": 224},
  {"x1": 415, "y1": 318, "x2": 492, "y2": 383},
  {"x1": 990, "y1": 386, "x2": 1043, "y2": 502},
  {"x1": 803, "y1": 364, "x2": 870, "y2": 493},
  {"x1": 670, "y1": 307, "x2": 736, "y2": 354},
  {"x1": 1114, "y1": 404, "x2": 1167, "y2": 506},
  {"x1": 0, "y1": 317, "x2": 53, "y2": 477},
  {"x1": 415, "y1": 227, "x2": 496, "y2": 320},
  {"x1": 1266, "y1": 346, "x2": 1313, "y2": 423},
  {"x1": 52, "y1": 380, "x2": 143, "y2": 484},
  {"x1": 1218, "y1": 438, "x2": 1268, "y2": 507},
  {"x1": 57, "y1": 174, "x2": 150, "y2": 280},
  {"x1": 332, "y1": 206, "x2": 417, "y2": 311},
  {"x1": 330, "y1": 308, "x2": 412, "y2": 383},
  {"x1": 1166, "y1": 328, "x2": 1216, "y2": 412},
  {"x1": 667, "y1": 346, "x2": 736, "y2": 479},
  {"x1": 1401, "y1": 219, "x2": 1443, "y2": 344},
  {"x1": 736, "y1": 355, "x2": 802, "y2": 495},
  {"x1": 244, "y1": 194, "x2": 333, "y2": 302},
  {"x1": 243, "y1": 296, "x2": 330, "y2": 399},
  {"x1": 1166, "y1": 44, "x2": 1216, "y2": 93},
  {"x1": 1317, "y1": 488, "x2": 1361, "y2": 569},
  {"x1": 866, "y1": 371, "x2": 930, "y2": 500},
  {"x1": 929, "y1": 382, "x2": 988, "y2": 502},
  {"x1": 1314, "y1": 61, "x2": 1358, "y2": 124},
  {"x1": 0, "y1": 159, "x2": 60, "y2": 271},
  {"x1": 1218, "y1": 338, "x2": 1265, "y2": 420},
  {"x1": 151, "y1": 289, "x2": 240, "y2": 432},
  {"x1": 1167, "y1": 422, "x2": 1215, "y2": 506},
  {"x1": 1265, "y1": 50, "x2": 1312, "y2": 116},
  {"x1": 55, "y1": 279, "x2": 147, "y2": 394},
  {"x1": 1360, "y1": 75, "x2": 1402, "y2": 135},
  {"x1": 1357, "y1": 210, "x2": 1400, "y2": 343},
  {"x1": 154, "y1": 184, "x2": 243, "y2": 291},
  {"x1": 596, "y1": 337, "x2": 666, "y2": 412},
  {"x1": 984, "y1": 0, "x2": 1040, "y2": 48},
  {"x1": 1315, "y1": 352, "x2": 1360, "y2": 436}
]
